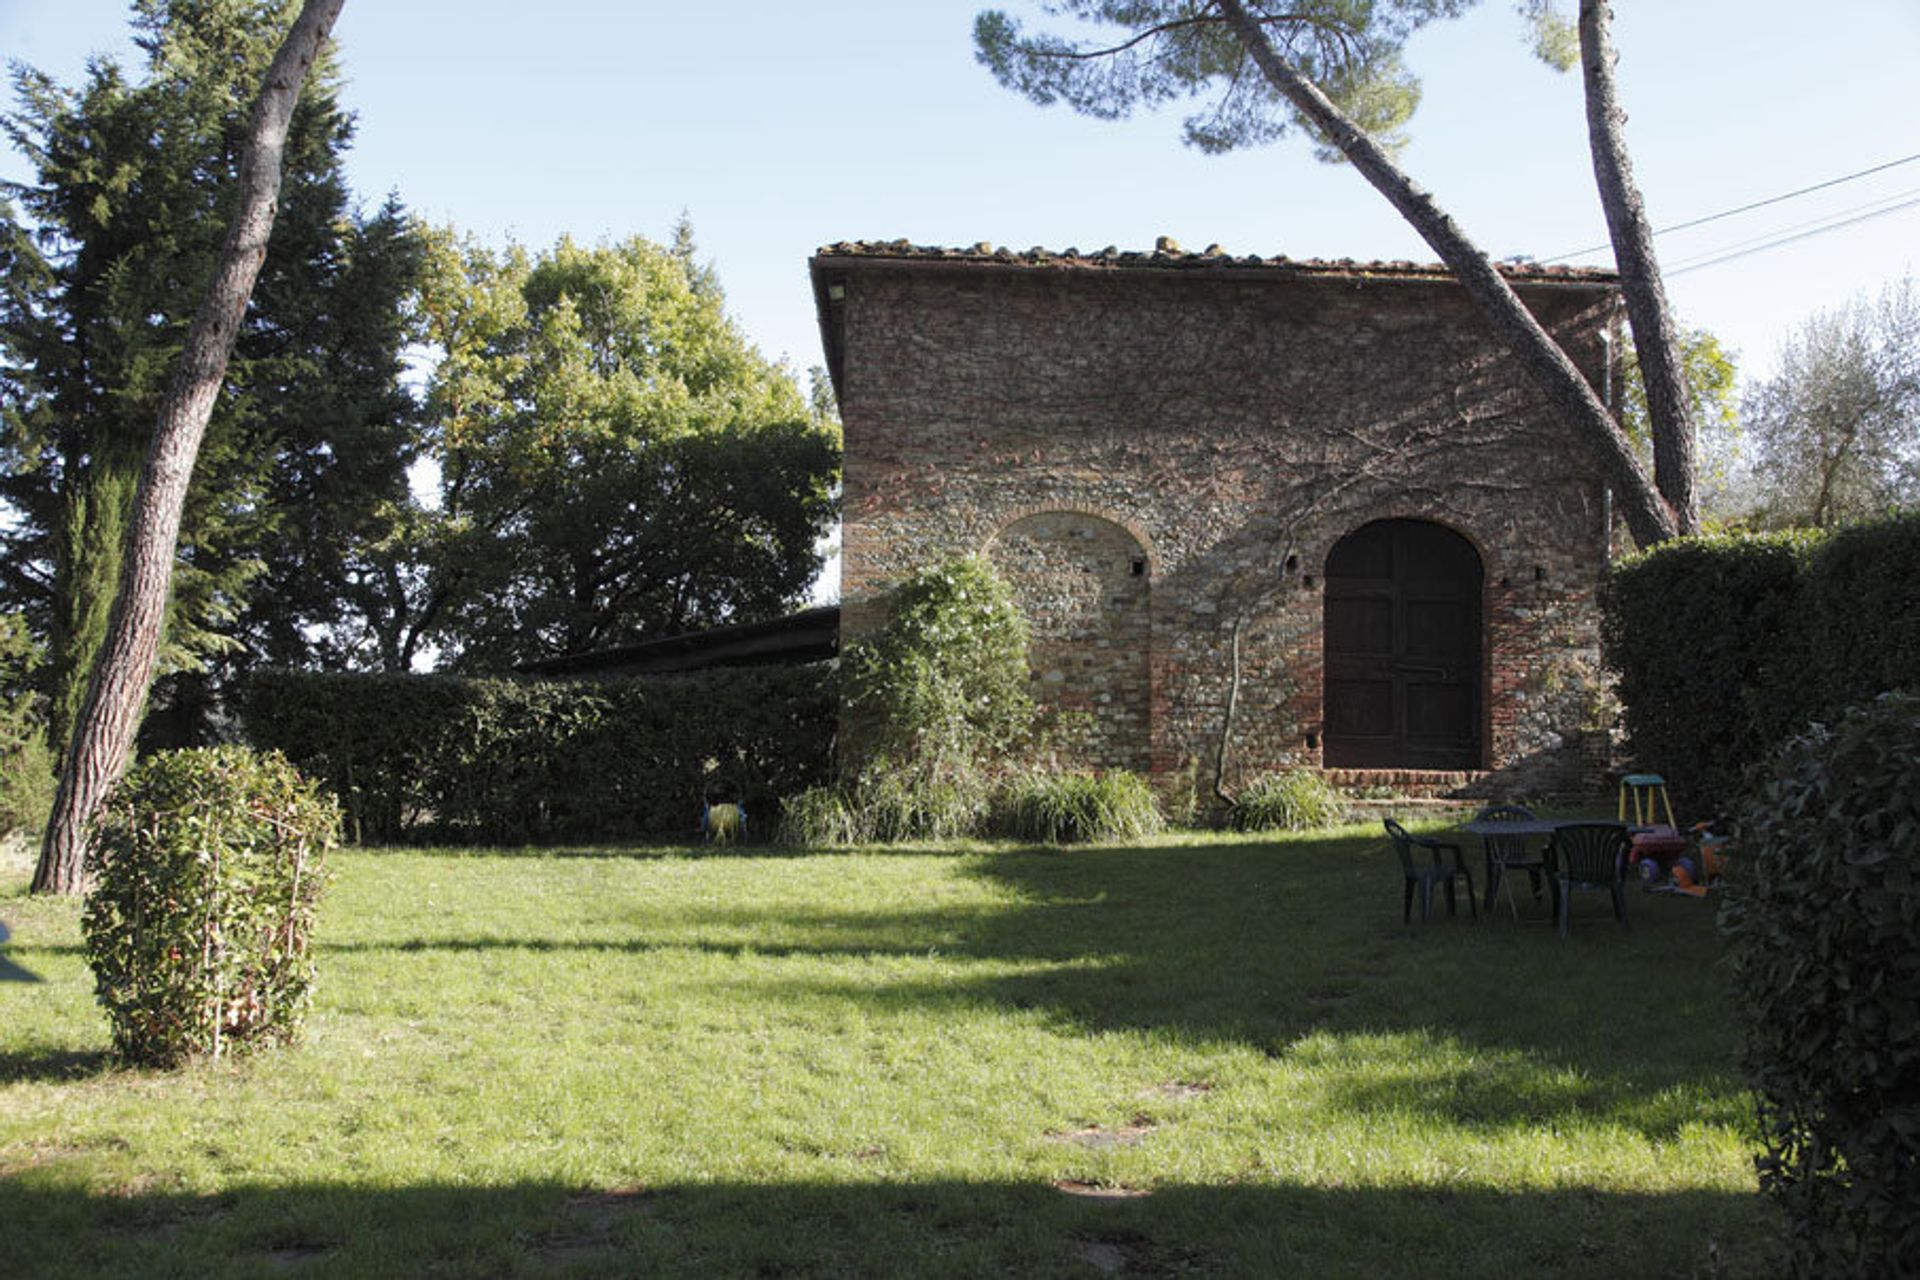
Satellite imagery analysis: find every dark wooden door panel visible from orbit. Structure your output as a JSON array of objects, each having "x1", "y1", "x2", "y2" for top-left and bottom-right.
[
  {"x1": 1323, "y1": 520, "x2": 1482, "y2": 769},
  {"x1": 1325, "y1": 679, "x2": 1394, "y2": 740}
]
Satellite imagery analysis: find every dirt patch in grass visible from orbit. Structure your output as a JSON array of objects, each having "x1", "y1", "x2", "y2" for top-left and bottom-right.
[
  {"x1": 257, "y1": 1242, "x2": 331, "y2": 1269},
  {"x1": 536, "y1": 1185, "x2": 657, "y2": 1264},
  {"x1": 1137, "y1": 1080, "x2": 1211, "y2": 1102},
  {"x1": 1047, "y1": 1118, "x2": 1157, "y2": 1149},
  {"x1": 1053, "y1": 1180, "x2": 1152, "y2": 1200},
  {"x1": 1071, "y1": 1235, "x2": 1137, "y2": 1274}
]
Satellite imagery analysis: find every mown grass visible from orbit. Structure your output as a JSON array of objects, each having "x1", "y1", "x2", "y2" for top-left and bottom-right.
[{"x1": 0, "y1": 827, "x2": 1776, "y2": 1277}]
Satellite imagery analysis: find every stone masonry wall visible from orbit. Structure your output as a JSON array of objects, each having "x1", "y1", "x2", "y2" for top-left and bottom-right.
[
  {"x1": 986, "y1": 510, "x2": 1152, "y2": 772},
  {"x1": 827, "y1": 253, "x2": 1620, "y2": 802}
]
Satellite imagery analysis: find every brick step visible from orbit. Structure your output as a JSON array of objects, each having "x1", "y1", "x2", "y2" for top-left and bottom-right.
[
  {"x1": 1322, "y1": 768, "x2": 1486, "y2": 800},
  {"x1": 1342, "y1": 796, "x2": 1483, "y2": 826}
]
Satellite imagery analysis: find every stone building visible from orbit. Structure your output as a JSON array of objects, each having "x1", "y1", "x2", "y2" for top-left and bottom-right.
[{"x1": 810, "y1": 240, "x2": 1624, "y2": 801}]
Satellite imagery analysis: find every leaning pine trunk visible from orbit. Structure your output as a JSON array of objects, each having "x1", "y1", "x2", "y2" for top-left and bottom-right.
[
  {"x1": 33, "y1": 0, "x2": 349, "y2": 895},
  {"x1": 1214, "y1": 0, "x2": 1679, "y2": 549},
  {"x1": 1579, "y1": 0, "x2": 1698, "y2": 534}
]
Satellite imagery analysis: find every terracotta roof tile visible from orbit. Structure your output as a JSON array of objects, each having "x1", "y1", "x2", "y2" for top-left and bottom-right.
[{"x1": 810, "y1": 239, "x2": 1615, "y2": 286}]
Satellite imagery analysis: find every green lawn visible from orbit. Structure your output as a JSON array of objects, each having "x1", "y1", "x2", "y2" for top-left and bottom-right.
[{"x1": 0, "y1": 829, "x2": 1776, "y2": 1277}]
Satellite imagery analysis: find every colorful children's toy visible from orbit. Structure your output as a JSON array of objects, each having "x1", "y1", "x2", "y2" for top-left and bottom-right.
[
  {"x1": 1619, "y1": 774, "x2": 1734, "y2": 895},
  {"x1": 1619, "y1": 773, "x2": 1690, "y2": 869},
  {"x1": 701, "y1": 777, "x2": 747, "y2": 846}
]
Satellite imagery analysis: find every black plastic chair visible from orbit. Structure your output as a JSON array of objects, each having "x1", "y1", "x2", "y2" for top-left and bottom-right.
[
  {"x1": 1384, "y1": 818, "x2": 1477, "y2": 923},
  {"x1": 1473, "y1": 803, "x2": 1552, "y2": 919},
  {"x1": 1544, "y1": 822, "x2": 1632, "y2": 937}
]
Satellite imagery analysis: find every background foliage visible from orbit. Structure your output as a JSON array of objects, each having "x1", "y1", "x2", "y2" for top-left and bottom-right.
[
  {"x1": 83, "y1": 745, "x2": 337, "y2": 1066},
  {"x1": 1721, "y1": 692, "x2": 1920, "y2": 1277},
  {"x1": 412, "y1": 227, "x2": 841, "y2": 671},
  {"x1": 0, "y1": 612, "x2": 53, "y2": 836},
  {"x1": 1601, "y1": 513, "x2": 1920, "y2": 813},
  {"x1": 242, "y1": 664, "x2": 837, "y2": 844},
  {"x1": 0, "y1": 0, "x2": 429, "y2": 754},
  {"x1": 1744, "y1": 276, "x2": 1919, "y2": 530},
  {"x1": 974, "y1": 0, "x2": 1471, "y2": 158}
]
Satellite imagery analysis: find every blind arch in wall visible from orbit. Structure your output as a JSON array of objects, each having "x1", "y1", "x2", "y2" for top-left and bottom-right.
[{"x1": 987, "y1": 511, "x2": 1151, "y2": 772}]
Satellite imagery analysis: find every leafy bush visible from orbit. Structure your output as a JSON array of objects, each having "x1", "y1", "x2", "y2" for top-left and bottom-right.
[
  {"x1": 843, "y1": 556, "x2": 1035, "y2": 776},
  {"x1": 1721, "y1": 692, "x2": 1920, "y2": 1275},
  {"x1": 1232, "y1": 769, "x2": 1347, "y2": 832},
  {"x1": 242, "y1": 664, "x2": 836, "y2": 844},
  {"x1": 776, "y1": 556, "x2": 1039, "y2": 846},
  {"x1": 993, "y1": 770, "x2": 1163, "y2": 844},
  {"x1": 83, "y1": 748, "x2": 338, "y2": 1066}
]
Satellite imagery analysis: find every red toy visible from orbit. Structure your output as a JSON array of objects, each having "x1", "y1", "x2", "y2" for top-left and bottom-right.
[{"x1": 1619, "y1": 774, "x2": 1732, "y2": 893}]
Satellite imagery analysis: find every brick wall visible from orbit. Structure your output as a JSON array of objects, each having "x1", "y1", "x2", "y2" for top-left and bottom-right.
[{"x1": 819, "y1": 247, "x2": 1622, "y2": 803}]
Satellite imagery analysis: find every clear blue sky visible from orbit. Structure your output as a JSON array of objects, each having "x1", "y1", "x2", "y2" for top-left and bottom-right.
[{"x1": 4, "y1": 0, "x2": 1917, "y2": 384}]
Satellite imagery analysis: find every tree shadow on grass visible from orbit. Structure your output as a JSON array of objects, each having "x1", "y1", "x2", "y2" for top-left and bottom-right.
[
  {"x1": 552, "y1": 831, "x2": 1749, "y2": 1145},
  {"x1": 0, "y1": 1045, "x2": 113, "y2": 1085},
  {"x1": 948, "y1": 835, "x2": 1751, "y2": 1138},
  {"x1": 0, "y1": 1175, "x2": 1779, "y2": 1279},
  {"x1": 323, "y1": 832, "x2": 1751, "y2": 1146},
  {"x1": 360, "y1": 840, "x2": 1017, "y2": 862}
]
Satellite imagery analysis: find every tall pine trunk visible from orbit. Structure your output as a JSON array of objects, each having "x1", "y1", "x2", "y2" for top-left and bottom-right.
[
  {"x1": 33, "y1": 0, "x2": 348, "y2": 895},
  {"x1": 1215, "y1": 0, "x2": 1679, "y2": 547},
  {"x1": 1579, "y1": 0, "x2": 1698, "y2": 534}
]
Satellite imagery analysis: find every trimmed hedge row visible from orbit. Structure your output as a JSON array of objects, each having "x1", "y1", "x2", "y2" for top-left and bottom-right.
[
  {"x1": 241, "y1": 665, "x2": 836, "y2": 844},
  {"x1": 1602, "y1": 513, "x2": 1920, "y2": 813}
]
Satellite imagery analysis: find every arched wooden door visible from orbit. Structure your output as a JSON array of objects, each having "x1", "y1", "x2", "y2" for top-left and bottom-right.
[{"x1": 1323, "y1": 519, "x2": 1482, "y2": 770}]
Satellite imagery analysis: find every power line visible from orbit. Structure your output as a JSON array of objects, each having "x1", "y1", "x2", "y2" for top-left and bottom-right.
[
  {"x1": 1662, "y1": 186, "x2": 1920, "y2": 269},
  {"x1": 1666, "y1": 195, "x2": 1920, "y2": 277},
  {"x1": 1541, "y1": 149, "x2": 1920, "y2": 263}
]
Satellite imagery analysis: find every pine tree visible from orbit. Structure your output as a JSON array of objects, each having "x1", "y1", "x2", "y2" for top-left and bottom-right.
[
  {"x1": 30, "y1": 0, "x2": 351, "y2": 894},
  {"x1": 0, "y1": 0, "x2": 426, "y2": 756}
]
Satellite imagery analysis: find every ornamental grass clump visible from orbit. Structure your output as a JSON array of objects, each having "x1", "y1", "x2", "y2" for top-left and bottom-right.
[
  {"x1": 778, "y1": 761, "x2": 990, "y2": 846},
  {"x1": 774, "y1": 784, "x2": 863, "y2": 847},
  {"x1": 1722, "y1": 692, "x2": 1920, "y2": 1276},
  {"x1": 994, "y1": 770, "x2": 1163, "y2": 845},
  {"x1": 83, "y1": 747, "x2": 338, "y2": 1067},
  {"x1": 1232, "y1": 769, "x2": 1346, "y2": 832}
]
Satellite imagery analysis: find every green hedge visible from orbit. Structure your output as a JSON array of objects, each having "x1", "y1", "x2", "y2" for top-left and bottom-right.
[
  {"x1": 1722, "y1": 693, "x2": 1920, "y2": 1275},
  {"x1": 1602, "y1": 513, "x2": 1920, "y2": 813},
  {"x1": 1600, "y1": 532, "x2": 1810, "y2": 812},
  {"x1": 241, "y1": 665, "x2": 836, "y2": 844},
  {"x1": 1801, "y1": 517, "x2": 1920, "y2": 713}
]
